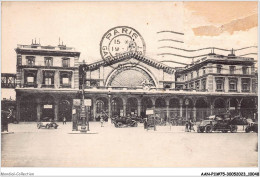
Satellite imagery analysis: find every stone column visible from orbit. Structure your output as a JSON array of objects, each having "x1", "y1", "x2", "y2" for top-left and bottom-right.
[
  {"x1": 92, "y1": 97, "x2": 97, "y2": 121},
  {"x1": 166, "y1": 99, "x2": 170, "y2": 121},
  {"x1": 54, "y1": 70, "x2": 60, "y2": 89},
  {"x1": 137, "y1": 99, "x2": 141, "y2": 116},
  {"x1": 151, "y1": 97, "x2": 156, "y2": 114},
  {"x1": 210, "y1": 103, "x2": 214, "y2": 115},
  {"x1": 123, "y1": 98, "x2": 127, "y2": 116},
  {"x1": 54, "y1": 99, "x2": 59, "y2": 121},
  {"x1": 108, "y1": 96, "x2": 112, "y2": 121},
  {"x1": 36, "y1": 97, "x2": 41, "y2": 122},
  {"x1": 193, "y1": 106, "x2": 196, "y2": 122},
  {"x1": 237, "y1": 102, "x2": 241, "y2": 116}
]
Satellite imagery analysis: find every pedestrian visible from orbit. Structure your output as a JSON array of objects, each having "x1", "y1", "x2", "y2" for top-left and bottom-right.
[
  {"x1": 185, "y1": 121, "x2": 189, "y2": 132},
  {"x1": 100, "y1": 116, "x2": 104, "y2": 127},
  {"x1": 63, "y1": 117, "x2": 66, "y2": 125},
  {"x1": 189, "y1": 119, "x2": 195, "y2": 132}
]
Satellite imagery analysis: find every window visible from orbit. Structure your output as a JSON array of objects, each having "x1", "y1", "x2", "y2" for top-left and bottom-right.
[
  {"x1": 215, "y1": 77, "x2": 224, "y2": 91},
  {"x1": 42, "y1": 71, "x2": 54, "y2": 87},
  {"x1": 24, "y1": 70, "x2": 37, "y2": 87},
  {"x1": 190, "y1": 83, "x2": 194, "y2": 89},
  {"x1": 202, "y1": 79, "x2": 206, "y2": 91},
  {"x1": 26, "y1": 56, "x2": 35, "y2": 66},
  {"x1": 185, "y1": 74, "x2": 187, "y2": 81},
  {"x1": 191, "y1": 72, "x2": 193, "y2": 79},
  {"x1": 242, "y1": 78, "x2": 250, "y2": 92},
  {"x1": 44, "y1": 57, "x2": 53, "y2": 67},
  {"x1": 60, "y1": 71, "x2": 72, "y2": 88},
  {"x1": 217, "y1": 65, "x2": 222, "y2": 74},
  {"x1": 196, "y1": 70, "x2": 199, "y2": 77},
  {"x1": 216, "y1": 80, "x2": 223, "y2": 91},
  {"x1": 203, "y1": 67, "x2": 206, "y2": 75},
  {"x1": 96, "y1": 100, "x2": 104, "y2": 114},
  {"x1": 229, "y1": 66, "x2": 235, "y2": 74},
  {"x1": 242, "y1": 67, "x2": 249, "y2": 75},
  {"x1": 229, "y1": 78, "x2": 237, "y2": 92},
  {"x1": 62, "y1": 58, "x2": 70, "y2": 67},
  {"x1": 196, "y1": 81, "x2": 200, "y2": 90}
]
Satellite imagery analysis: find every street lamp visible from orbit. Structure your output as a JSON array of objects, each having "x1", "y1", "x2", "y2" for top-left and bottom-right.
[{"x1": 185, "y1": 99, "x2": 189, "y2": 121}]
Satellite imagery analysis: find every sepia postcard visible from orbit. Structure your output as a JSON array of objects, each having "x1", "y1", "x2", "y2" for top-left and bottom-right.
[{"x1": 1, "y1": 1, "x2": 259, "y2": 176}]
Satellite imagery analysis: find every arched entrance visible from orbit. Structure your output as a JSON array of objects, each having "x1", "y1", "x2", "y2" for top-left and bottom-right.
[
  {"x1": 41, "y1": 95, "x2": 55, "y2": 120},
  {"x1": 20, "y1": 95, "x2": 37, "y2": 121},
  {"x1": 111, "y1": 97, "x2": 123, "y2": 116},
  {"x1": 126, "y1": 97, "x2": 138, "y2": 116},
  {"x1": 141, "y1": 97, "x2": 153, "y2": 118},
  {"x1": 169, "y1": 98, "x2": 180, "y2": 118},
  {"x1": 96, "y1": 97, "x2": 108, "y2": 117},
  {"x1": 59, "y1": 99, "x2": 72, "y2": 121},
  {"x1": 214, "y1": 98, "x2": 226, "y2": 114},
  {"x1": 241, "y1": 98, "x2": 256, "y2": 119},
  {"x1": 228, "y1": 98, "x2": 238, "y2": 116},
  {"x1": 195, "y1": 98, "x2": 208, "y2": 121},
  {"x1": 155, "y1": 97, "x2": 166, "y2": 119}
]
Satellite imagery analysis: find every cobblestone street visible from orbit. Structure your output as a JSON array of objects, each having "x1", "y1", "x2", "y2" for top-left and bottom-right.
[{"x1": 1, "y1": 122, "x2": 258, "y2": 167}]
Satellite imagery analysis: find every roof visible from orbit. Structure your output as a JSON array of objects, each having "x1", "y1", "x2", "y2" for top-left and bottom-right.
[{"x1": 84, "y1": 52, "x2": 175, "y2": 74}]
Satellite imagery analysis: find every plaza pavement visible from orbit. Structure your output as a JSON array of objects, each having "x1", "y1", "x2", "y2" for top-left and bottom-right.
[{"x1": 1, "y1": 122, "x2": 258, "y2": 167}]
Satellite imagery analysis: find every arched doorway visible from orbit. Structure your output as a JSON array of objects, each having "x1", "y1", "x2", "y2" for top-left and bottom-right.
[
  {"x1": 41, "y1": 95, "x2": 55, "y2": 120},
  {"x1": 214, "y1": 98, "x2": 226, "y2": 114},
  {"x1": 96, "y1": 97, "x2": 108, "y2": 118},
  {"x1": 111, "y1": 97, "x2": 123, "y2": 116},
  {"x1": 195, "y1": 98, "x2": 208, "y2": 121},
  {"x1": 20, "y1": 95, "x2": 37, "y2": 121},
  {"x1": 141, "y1": 97, "x2": 153, "y2": 118},
  {"x1": 228, "y1": 98, "x2": 238, "y2": 116},
  {"x1": 169, "y1": 98, "x2": 180, "y2": 118},
  {"x1": 241, "y1": 98, "x2": 256, "y2": 119},
  {"x1": 59, "y1": 99, "x2": 72, "y2": 121},
  {"x1": 155, "y1": 97, "x2": 166, "y2": 119},
  {"x1": 126, "y1": 97, "x2": 138, "y2": 116}
]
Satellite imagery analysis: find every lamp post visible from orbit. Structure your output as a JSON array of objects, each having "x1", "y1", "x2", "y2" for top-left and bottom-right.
[{"x1": 185, "y1": 99, "x2": 189, "y2": 121}]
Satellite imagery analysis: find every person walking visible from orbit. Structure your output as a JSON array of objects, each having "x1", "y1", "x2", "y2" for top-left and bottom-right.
[
  {"x1": 100, "y1": 116, "x2": 104, "y2": 127},
  {"x1": 63, "y1": 117, "x2": 67, "y2": 125},
  {"x1": 185, "y1": 121, "x2": 189, "y2": 132}
]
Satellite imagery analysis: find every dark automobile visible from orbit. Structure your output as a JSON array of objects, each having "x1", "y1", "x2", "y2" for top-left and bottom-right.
[
  {"x1": 37, "y1": 117, "x2": 59, "y2": 129},
  {"x1": 197, "y1": 114, "x2": 237, "y2": 133},
  {"x1": 144, "y1": 116, "x2": 157, "y2": 130},
  {"x1": 245, "y1": 123, "x2": 258, "y2": 133},
  {"x1": 112, "y1": 116, "x2": 138, "y2": 128}
]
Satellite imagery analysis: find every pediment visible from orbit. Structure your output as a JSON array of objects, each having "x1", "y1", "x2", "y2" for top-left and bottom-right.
[{"x1": 87, "y1": 52, "x2": 174, "y2": 74}]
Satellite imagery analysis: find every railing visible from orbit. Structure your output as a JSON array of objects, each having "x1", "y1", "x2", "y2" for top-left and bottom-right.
[
  {"x1": 41, "y1": 84, "x2": 54, "y2": 88},
  {"x1": 59, "y1": 84, "x2": 71, "y2": 88}
]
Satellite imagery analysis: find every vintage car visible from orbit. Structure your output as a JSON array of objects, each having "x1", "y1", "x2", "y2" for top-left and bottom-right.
[
  {"x1": 245, "y1": 123, "x2": 258, "y2": 133},
  {"x1": 197, "y1": 115, "x2": 237, "y2": 133},
  {"x1": 112, "y1": 116, "x2": 138, "y2": 128},
  {"x1": 144, "y1": 116, "x2": 157, "y2": 130},
  {"x1": 37, "y1": 117, "x2": 59, "y2": 129}
]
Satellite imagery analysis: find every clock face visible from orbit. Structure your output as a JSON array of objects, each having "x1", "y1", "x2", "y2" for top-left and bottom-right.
[{"x1": 100, "y1": 26, "x2": 146, "y2": 63}]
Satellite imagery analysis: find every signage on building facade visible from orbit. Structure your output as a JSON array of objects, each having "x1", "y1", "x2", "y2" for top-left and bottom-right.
[
  {"x1": 73, "y1": 99, "x2": 81, "y2": 106},
  {"x1": 146, "y1": 109, "x2": 154, "y2": 115},
  {"x1": 84, "y1": 99, "x2": 92, "y2": 106},
  {"x1": 100, "y1": 26, "x2": 146, "y2": 63},
  {"x1": 44, "y1": 105, "x2": 53, "y2": 109}
]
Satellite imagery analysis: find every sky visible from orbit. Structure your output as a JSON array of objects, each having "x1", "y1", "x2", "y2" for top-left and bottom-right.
[{"x1": 1, "y1": 1, "x2": 258, "y2": 99}]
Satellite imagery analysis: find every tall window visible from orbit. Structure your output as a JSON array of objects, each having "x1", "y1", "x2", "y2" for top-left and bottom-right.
[
  {"x1": 217, "y1": 65, "x2": 222, "y2": 74},
  {"x1": 202, "y1": 79, "x2": 206, "y2": 91},
  {"x1": 96, "y1": 100, "x2": 104, "y2": 114},
  {"x1": 42, "y1": 71, "x2": 54, "y2": 88},
  {"x1": 203, "y1": 67, "x2": 206, "y2": 75},
  {"x1": 191, "y1": 72, "x2": 193, "y2": 79},
  {"x1": 62, "y1": 58, "x2": 70, "y2": 67},
  {"x1": 215, "y1": 77, "x2": 224, "y2": 92},
  {"x1": 242, "y1": 66, "x2": 249, "y2": 75},
  {"x1": 229, "y1": 78, "x2": 237, "y2": 92},
  {"x1": 242, "y1": 78, "x2": 250, "y2": 92},
  {"x1": 185, "y1": 74, "x2": 187, "y2": 81},
  {"x1": 196, "y1": 81, "x2": 200, "y2": 90},
  {"x1": 60, "y1": 71, "x2": 72, "y2": 88},
  {"x1": 44, "y1": 57, "x2": 53, "y2": 67},
  {"x1": 24, "y1": 70, "x2": 37, "y2": 87},
  {"x1": 196, "y1": 70, "x2": 199, "y2": 77},
  {"x1": 26, "y1": 56, "x2": 35, "y2": 66},
  {"x1": 229, "y1": 66, "x2": 235, "y2": 74}
]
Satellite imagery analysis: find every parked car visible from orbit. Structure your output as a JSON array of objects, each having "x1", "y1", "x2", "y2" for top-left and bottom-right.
[
  {"x1": 112, "y1": 116, "x2": 138, "y2": 128},
  {"x1": 37, "y1": 117, "x2": 59, "y2": 129},
  {"x1": 245, "y1": 123, "x2": 258, "y2": 133},
  {"x1": 197, "y1": 115, "x2": 237, "y2": 133}
]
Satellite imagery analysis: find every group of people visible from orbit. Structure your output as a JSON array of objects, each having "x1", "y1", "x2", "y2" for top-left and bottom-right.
[{"x1": 185, "y1": 119, "x2": 195, "y2": 132}]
